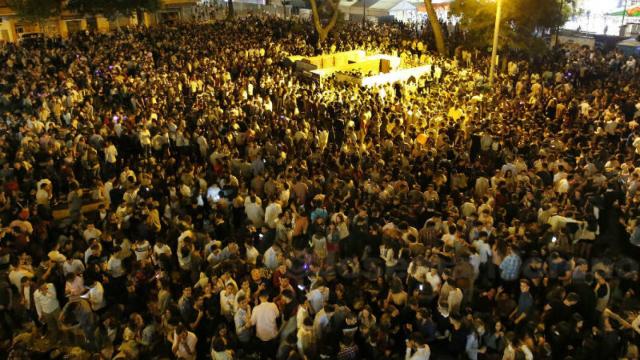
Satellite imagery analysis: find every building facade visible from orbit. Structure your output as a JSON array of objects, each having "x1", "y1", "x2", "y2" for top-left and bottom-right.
[{"x1": 0, "y1": 0, "x2": 197, "y2": 43}]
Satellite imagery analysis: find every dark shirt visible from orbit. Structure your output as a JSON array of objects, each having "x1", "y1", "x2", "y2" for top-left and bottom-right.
[
  {"x1": 568, "y1": 282, "x2": 597, "y2": 326},
  {"x1": 544, "y1": 300, "x2": 572, "y2": 329},
  {"x1": 517, "y1": 292, "x2": 534, "y2": 315},
  {"x1": 449, "y1": 326, "x2": 470, "y2": 355}
]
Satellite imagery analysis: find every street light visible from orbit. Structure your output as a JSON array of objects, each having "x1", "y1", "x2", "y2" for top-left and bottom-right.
[
  {"x1": 621, "y1": 0, "x2": 628, "y2": 29},
  {"x1": 489, "y1": 0, "x2": 503, "y2": 84},
  {"x1": 363, "y1": 0, "x2": 366, "y2": 27}
]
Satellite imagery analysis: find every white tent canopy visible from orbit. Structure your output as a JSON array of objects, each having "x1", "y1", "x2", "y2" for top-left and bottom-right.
[
  {"x1": 388, "y1": 0, "x2": 417, "y2": 21},
  {"x1": 339, "y1": 0, "x2": 359, "y2": 18},
  {"x1": 347, "y1": 0, "x2": 376, "y2": 17},
  {"x1": 389, "y1": 0, "x2": 415, "y2": 11},
  {"x1": 369, "y1": 0, "x2": 401, "y2": 10},
  {"x1": 348, "y1": 0, "x2": 416, "y2": 19}
]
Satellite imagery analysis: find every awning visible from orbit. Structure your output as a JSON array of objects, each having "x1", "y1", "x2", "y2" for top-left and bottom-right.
[
  {"x1": 369, "y1": 0, "x2": 402, "y2": 11},
  {"x1": 348, "y1": 0, "x2": 378, "y2": 15},
  {"x1": 607, "y1": 6, "x2": 640, "y2": 17},
  {"x1": 389, "y1": 0, "x2": 416, "y2": 12},
  {"x1": 415, "y1": 0, "x2": 451, "y2": 12}
]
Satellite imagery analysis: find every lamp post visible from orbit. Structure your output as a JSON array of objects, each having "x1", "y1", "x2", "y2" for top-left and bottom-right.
[
  {"x1": 622, "y1": 0, "x2": 628, "y2": 29},
  {"x1": 554, "y1": 0, "x2": 565, "y2": 45},
  {"x1": 489, "y1": 0, "x2": 503, "y2": 84},
  {"x1": 363, "y1": 0, "x2": 366, "y2": 27}
]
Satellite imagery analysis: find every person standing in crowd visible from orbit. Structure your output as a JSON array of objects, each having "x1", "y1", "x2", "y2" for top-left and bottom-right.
[
  {"x1": 34, "y1": 282, "x2": 61, "y2": 342},
  {"x1": 171, "y1": 324, "x2": 198, "y2": 360},
  {"x1": 251, "y1": 290, "x2": 280, "y2": 358}
]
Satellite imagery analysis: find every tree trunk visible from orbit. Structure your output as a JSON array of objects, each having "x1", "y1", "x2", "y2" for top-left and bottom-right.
[
  {"x1": 227, "y1": 0, "x2": 234, "y2": 19},
  {"x1": 39, "y1": 20, "x2": 46, "y2": 49},
  {"x1": 424, "y1": 0, "x2": 446, "y2": 56},
  {"x1": 310, "y1": 0, "x2": 339, "y2": 47}
]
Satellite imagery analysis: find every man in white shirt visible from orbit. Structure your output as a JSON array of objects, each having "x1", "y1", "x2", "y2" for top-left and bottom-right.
[
  {"x1": 472, "y1": 232, "x2": 492, "y2": 265},
  {"x1": 138, "y1": 126, "x2": 151, "y2": 154},
  {"x1": 220, "y1": 282, "x2": 238, "y2": 321},
  {"x1": 104, "y1": 141, "x2": 118, "y2": 164},
  {"x1": 35, "y1": 180, "x2": 52, "y2": 207},
  {"x1": 62, "y1": 256, "x2": 85, "y2": 277},
  {"x1": 107, "y1": 249, "x2": 126, "y2": 279},
  {"x1": 251, "y1": 290, "x2": 280, "y2": 356},
  {"x1": 171, "y1": 325, "x2": 197, "y2": 360},
  {"x1": 87, "y1": 277, "x2": 106, "y2": 311},
  {"x1": 83, "y1": 224, "x2": 102, "y2": 243},
  {"x1": 263, "y1": 244, "x2": 280, "y2": 271},
  {"x1": 8, "y1": 266, "x2": 34, "y2": 290},
  {"x1": 152, "y1": 239, "x2": 172, "y2": 265},
  {"x1": 245, "y1": 195, "x2": 265, "y2": 227},
  {"x1": 313, "y1": 304, "x2": 334, "y2": 342},
  {"x1": 133, "y1": 239, "x2": 151, "y2": 261},
  {"x1": 306, "y1": 283, "x2": 329, "y2": 314},
  {"x1": 34, "y1": 283, "x2": 61, "y2": 341},
  {"x1": 264, "y1": 199, "x2": 282, "y2": 229}
]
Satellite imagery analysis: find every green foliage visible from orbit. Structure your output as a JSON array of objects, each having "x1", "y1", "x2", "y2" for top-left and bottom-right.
[
  {"x1": 7, "y1": 0, "x2": 62, "y2": 24},
  {"x1": 450, "y1": 0, "x2": 568, "y2": 54},
  {"x1": 314, "y1": 0, "x2": 340, "y2": 25},
  {"x1": 66, "y1": 0, "x2": 160, "y2": 19}
]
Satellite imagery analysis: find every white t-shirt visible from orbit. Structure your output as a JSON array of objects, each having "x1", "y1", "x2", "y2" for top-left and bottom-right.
[
  {"x1": 105, "y1": 144, "x2": 118, "y2": 163},
  {"x1": 153, "y1": 243, "x2": 172, "y2": 263},
  {"x1": 88, "y1": 282, "x2": 106, "y2": 311},
  {"x1": 264, "y1": 202, "x2": 282, "y2": 229},
  {"x1": 134, "y1": 240, "x2": 151, "y2": 261},
  {"x1": 172, "y1": 331, "x2": 198, "y2": 360},
  {"x1": 108, "y1": 256, "x2": 125, "y2": 278},
  {"x1": 36, "y1": 188, "x2": 51, "y2": 205},
  {"x1": 251, "y1": 301, "x2": 280, "y2": 341},
  {"x1": 245, "y1": 246, "x2": 259, "y2": 265}
]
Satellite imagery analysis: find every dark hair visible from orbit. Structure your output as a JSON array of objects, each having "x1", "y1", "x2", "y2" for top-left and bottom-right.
[
  {"x1": 212, "y1": 337, "x2": 226, "y2": 352},
  {"x1": 566, "y1": 292, "x2": 579, "y2": 303},
  {"x1": 180, "y1": 246, "x2": 190, "y2": 257},
  {"x1": 584, "y1": 273, "x2": 594, "y2": 285},
  {"x1": 282, "y1": 289, "x2": 294, "y2": 299},
  {"x1": 303, "y1": 317, "x2": 313, "y2": 327}
]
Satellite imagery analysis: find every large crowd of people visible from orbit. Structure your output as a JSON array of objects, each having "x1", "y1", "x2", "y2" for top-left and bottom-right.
[{"x1": 0, "y1": 12, "x2": 640, "y2": 360}]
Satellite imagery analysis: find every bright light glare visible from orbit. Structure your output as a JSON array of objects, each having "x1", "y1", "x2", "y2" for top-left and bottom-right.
[{"x1": 580, "y1": 0, "x2": 621, "y2": 14}]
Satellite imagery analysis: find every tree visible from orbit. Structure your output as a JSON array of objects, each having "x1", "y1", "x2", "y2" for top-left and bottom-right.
[
  {"x1": 227, "y1": 0, "x2": 234, "y2": 19},
  {"x1": 450, "y1": 0, "x2": 568, "y2": 55},
  {"x1": 7, "y1": 0, "x2": 62, "y2": 31},
  {"x1": 309, "y1": 0, "x2": 340, "y2": 46},
  {"x1": 424, "y1": 0, "x2": 447, "y2": 55}
]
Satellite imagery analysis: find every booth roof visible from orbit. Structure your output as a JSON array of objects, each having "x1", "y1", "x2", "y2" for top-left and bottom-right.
[
  {"x1": 349, "y1": 0, "x2": 377, "y2": 10},
  {"x1": 370, "y1": 0, "x2": 407, "y2": 11},
  {"x1": 389, "y1": 0, "x2": 417, "y2": 12},
  {"x1": 415, "y1": 0, "x2": 451, "y2": 12}
]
